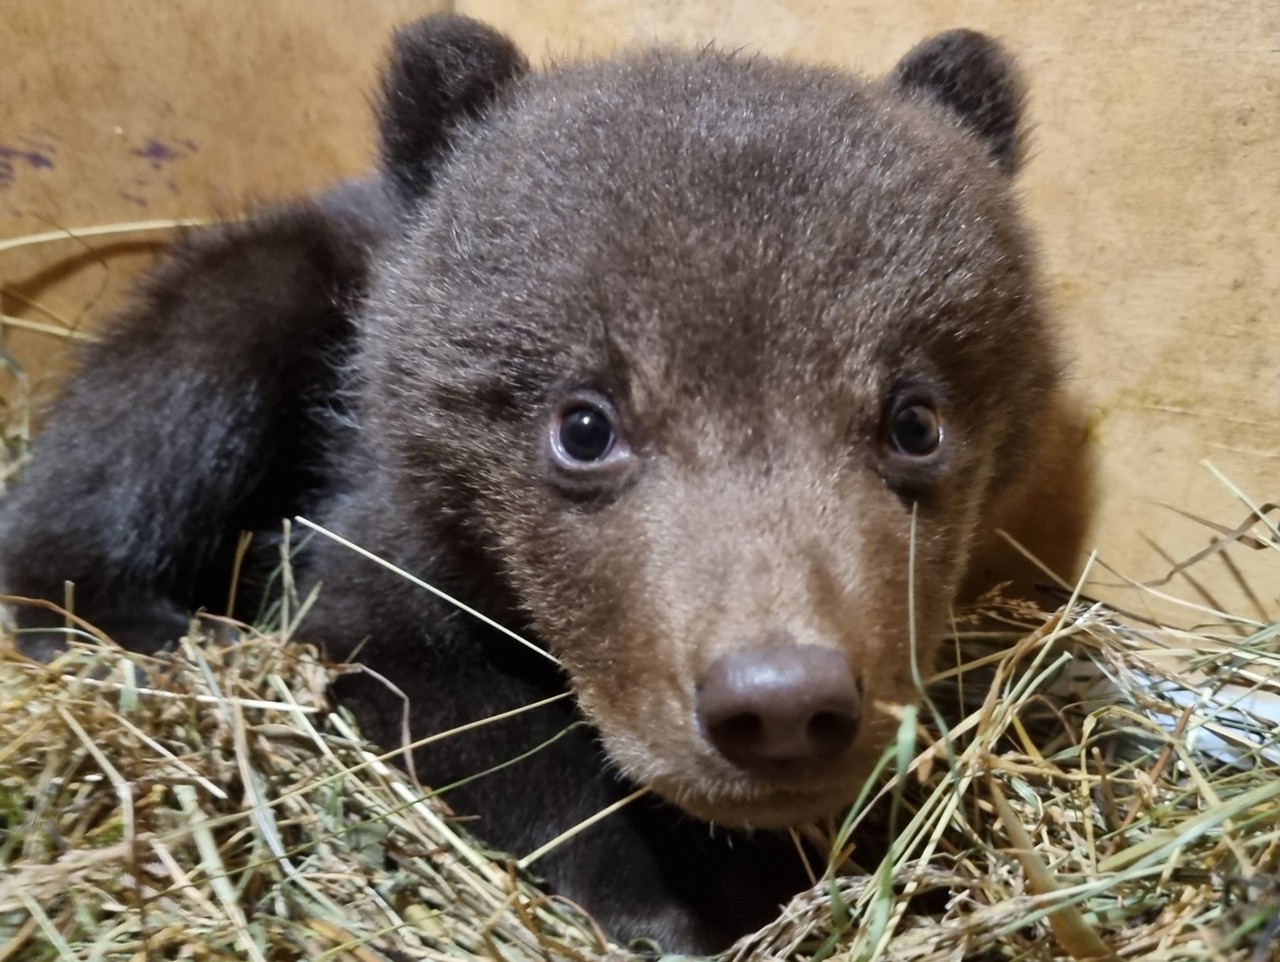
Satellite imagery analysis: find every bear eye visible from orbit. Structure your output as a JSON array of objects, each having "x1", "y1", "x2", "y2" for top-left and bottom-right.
[
  {"x1": 887, "y1": 400, "x2": 942, "y2": 457},
  {"x1": 547, "y1": 392, "x2": 635, "y2": 488},
  {"x1": 557, "y1": 404, "x2": 616, "y2": 462},
  {"x1": 545, "y1": 391, "x2": 637, "y2": 496}
]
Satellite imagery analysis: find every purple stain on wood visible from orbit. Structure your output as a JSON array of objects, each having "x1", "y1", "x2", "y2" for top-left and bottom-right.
[
  {"x1": 133, "y1": 138, "x2": 196, "y2": 170},
  {"x1": 135, "y1": 139, "x2": 177, "y2": 160},
  {"x1": 134, "y1": 138, "x2": 178, "y2": 169},
  {"x1": 0, "y1": 144, "x2": 56, "y2": 188},
  {"x1": 119, "y1": 191, "x2": 149, "y2": 208}
]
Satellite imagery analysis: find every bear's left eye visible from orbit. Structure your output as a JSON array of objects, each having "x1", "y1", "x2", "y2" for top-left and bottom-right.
[
  {"x1": 887, "y1": 401, "x2": 942, "y2": 457},
  {"x1": 875, "y1": 382, "x2": 949, "y2": 503},
  {"x1": 558, "y1": 404, "x2": 615, "y2": 462}
]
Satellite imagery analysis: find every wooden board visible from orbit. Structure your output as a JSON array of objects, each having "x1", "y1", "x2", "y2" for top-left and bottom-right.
[
  {"x1": 1, "y1": 0, "x2": 443, "y2": 404},
  {"x1": 2, "y1": 1, "x2": 1276, "y2": 621}
]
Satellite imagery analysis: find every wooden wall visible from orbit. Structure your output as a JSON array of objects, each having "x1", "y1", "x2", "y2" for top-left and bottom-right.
[{"x1": 2, "y1": 1, "x2": 1275, "y2": 620}]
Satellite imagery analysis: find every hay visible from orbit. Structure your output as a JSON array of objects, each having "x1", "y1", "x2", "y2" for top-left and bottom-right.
[
  {"x1": 0, "y1": 627, "x2": 612, "y2": 961},
  {"x1": 1, "y1": 507, "x2": 1277, "y2": 962},
  {"x1": 0, "y1": 219, "x2": 213, "y2": 255}
]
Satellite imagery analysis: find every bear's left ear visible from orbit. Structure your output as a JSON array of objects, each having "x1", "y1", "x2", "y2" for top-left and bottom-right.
[
  {"x1": 378, "y1": 15, "x2": 528, "y2": 205},
  {"x1": 888, "y1": 29, "x2": 1025, "y2": 174}
]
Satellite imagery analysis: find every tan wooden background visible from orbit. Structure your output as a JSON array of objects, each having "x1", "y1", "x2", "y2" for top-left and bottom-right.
[{"x1": 2, "y1": 1, "x2": 1276, "y2": 621}]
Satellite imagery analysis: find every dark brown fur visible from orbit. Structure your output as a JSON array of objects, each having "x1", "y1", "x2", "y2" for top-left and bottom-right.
[{"x1": 0, "y1": 16, "x2": 1058, "y2": 951}]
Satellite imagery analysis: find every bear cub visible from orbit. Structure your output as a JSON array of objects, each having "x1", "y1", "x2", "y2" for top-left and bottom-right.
[{"x1": 0, "y1": 16, "x2": 1058, "y2": 952}]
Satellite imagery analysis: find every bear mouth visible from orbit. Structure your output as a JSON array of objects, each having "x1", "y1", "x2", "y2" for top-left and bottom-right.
[{"x1": 648, "y1": 770, "x2": 864, "y2": 829}]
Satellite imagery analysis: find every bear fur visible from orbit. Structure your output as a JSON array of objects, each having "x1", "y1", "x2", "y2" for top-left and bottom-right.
[{"x1": 0, "y1": 16, "x2": 1058, "y2": 952}]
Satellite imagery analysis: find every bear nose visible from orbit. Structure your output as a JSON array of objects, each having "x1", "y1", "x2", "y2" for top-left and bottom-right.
[{"x1": 697, "y1": 644, "x2": 861, "y2": 778}]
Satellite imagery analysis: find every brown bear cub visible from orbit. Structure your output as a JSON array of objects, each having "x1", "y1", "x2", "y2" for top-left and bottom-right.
[{"x1": 0, "y1": 15, "x2": 1058, "y2": 952}]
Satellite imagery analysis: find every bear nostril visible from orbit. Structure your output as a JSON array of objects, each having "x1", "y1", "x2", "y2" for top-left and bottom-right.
[
  {"x1": 711, "y1": 712, "x2": 765, "y2": 751},
  {"x1": 808, "y1": 709, "x2": 860, "y2": 756},
  {"x1": 697, "y1": 643, "x2": 861, "y2": 779}
]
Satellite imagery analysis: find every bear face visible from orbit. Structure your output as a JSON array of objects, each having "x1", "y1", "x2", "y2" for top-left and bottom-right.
[{"x1": 360, "y1": 43, "x2": 1053, "y2": 827}]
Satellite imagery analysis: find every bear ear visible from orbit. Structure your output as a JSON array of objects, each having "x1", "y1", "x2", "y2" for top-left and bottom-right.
[
  {"x1": 378, "y1": 15, "x2": 528, "y2": 204},
  {"x1": 888, "y1": 29, "x2": 1026, "y2": 174}
]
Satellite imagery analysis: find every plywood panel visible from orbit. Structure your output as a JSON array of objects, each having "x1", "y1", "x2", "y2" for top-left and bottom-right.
[
  {"x1": 1, "y1": 0, "x2": 443, "y2": 412},
  {"x1": 460, "y1": 0, "x2": 1280, "y2": 618},
  {"x1": 2, "y1": 2, "x2": 1275, "y2": 620}
]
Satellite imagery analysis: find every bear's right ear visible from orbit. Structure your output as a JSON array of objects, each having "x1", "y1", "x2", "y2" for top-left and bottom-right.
[{"x1": 378, "y1": 15, "x2": 528, "y2": 205}]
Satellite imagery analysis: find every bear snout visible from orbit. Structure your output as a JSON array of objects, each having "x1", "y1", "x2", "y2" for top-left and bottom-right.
[{"x1": 696, "y1": 643, "x2": 861, "y2": 780}]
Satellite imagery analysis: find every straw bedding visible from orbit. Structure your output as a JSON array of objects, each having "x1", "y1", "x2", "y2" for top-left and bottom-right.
[{"x1": 2, "y1": 502, "x2": 1276, "y2": 961}]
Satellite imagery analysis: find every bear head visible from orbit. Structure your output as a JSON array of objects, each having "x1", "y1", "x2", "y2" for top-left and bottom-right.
[{"x1": 358, "y1": 17, "x2": 1056, "y2": 828}]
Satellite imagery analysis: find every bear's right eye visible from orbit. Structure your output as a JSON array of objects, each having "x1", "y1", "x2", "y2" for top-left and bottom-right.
[
  {"x1": 547, "y1": 393, "x2": 635, "y2": 489},
  {"x1": 558, "y1": 405, "x2": 615, "y2": 462}
]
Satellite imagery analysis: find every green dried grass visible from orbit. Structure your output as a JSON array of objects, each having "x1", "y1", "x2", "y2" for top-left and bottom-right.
[
  {"x1": 0, "y1": 628, "x2": 612, "y2": 961},
  {"x1": 2, "y1": 500, "x2": 1276, "y2": 962}
]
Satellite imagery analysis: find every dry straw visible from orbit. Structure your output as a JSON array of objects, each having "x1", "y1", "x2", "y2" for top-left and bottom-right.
[{"x1": 2, "y1": 492, "x2": 1276, "y2": 962}]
